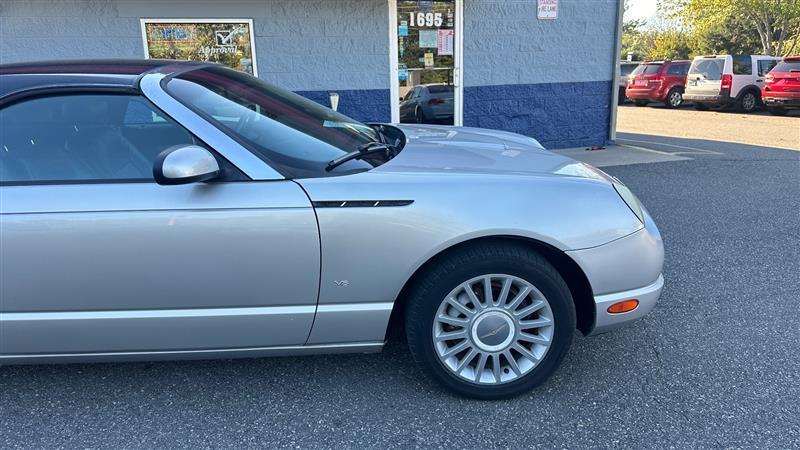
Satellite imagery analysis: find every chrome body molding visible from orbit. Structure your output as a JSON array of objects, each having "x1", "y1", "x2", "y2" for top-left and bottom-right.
[
  {"x1": 589, "y1": 274, "x2": 664, "y2": 335},
  {"x1": 0, "y1": 342, "x2": 385, "y2": 365},
  {"x1": 307, "y1": 302, "x2": 394, "y2": 344},
  {"x1": 138, "y1": 72, "x2": 283, "y2": 181},
  {"x1": 1, "y1": 305, "x2": 317, "y2": 355}
]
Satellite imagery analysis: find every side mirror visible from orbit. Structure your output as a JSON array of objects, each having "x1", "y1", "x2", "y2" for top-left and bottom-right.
[{"x1": 153, "y1": 145, "x2": 220, "y2": 185}]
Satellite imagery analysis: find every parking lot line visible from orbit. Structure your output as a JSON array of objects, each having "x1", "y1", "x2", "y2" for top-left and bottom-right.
[{"x1": 618, "y1": 138, "x2": 724, "y2": 155}]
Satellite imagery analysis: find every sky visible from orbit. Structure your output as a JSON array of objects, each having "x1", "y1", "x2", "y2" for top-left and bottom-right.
[{"x1": 626, "y1": 0, "x2": 658, "y2": 21}]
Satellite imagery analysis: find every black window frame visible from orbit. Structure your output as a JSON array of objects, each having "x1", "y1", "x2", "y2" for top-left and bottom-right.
[{"x1": 0, "y1": 85, "x2": 245, "y2": 186}]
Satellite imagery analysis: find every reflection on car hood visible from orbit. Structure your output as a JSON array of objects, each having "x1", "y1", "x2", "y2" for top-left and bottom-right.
[{"x1": 376, "y1": 124, "x2": 613, "y2": 183}]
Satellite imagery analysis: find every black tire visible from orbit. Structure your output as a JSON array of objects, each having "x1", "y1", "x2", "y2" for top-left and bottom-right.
[
  {"x1": 735, "y1": 90, "x2": 758, "y2": 113},
  {"x1": 405, "y1": 243, "x2": 576, "y2": 400},
  {"x1": 634, "y1": 99, "x2": 649, "y2": 107},
  {"x1": 415, "y1": 107, "x2": 426, "y2": 124},
  {"x1": 664, "y1": 88, "x2": 683, "y2": 109},
  {"x1": 693, "y1": 102, "x2": 709, "y2": 111},
  {"x1": 618, "y1": 89, "x2": 627, "y2": 105},
  {"x1": 767, "y1": 107, "x2": 788, "y2": 116}
]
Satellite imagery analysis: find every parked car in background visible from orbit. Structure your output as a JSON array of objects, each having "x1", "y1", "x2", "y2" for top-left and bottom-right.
[
  {"x1": 625, "y1": 60, "x2": 691, "y2": 108},
  {"x1": 399, "y1": 83, "x2": 454, "y2": 124},
  {"x1": 0, "y1": 60, "x2": 664, "y2": 400},
  {"x1": 762, "y1": 56, "x2": 800, "y2": 116},
  {"x1": 684, "y1": 55, "x2": 780, "y2": 113},
  {"x1": 618, "y1": 61, "x2": 641, "y2": 104}
]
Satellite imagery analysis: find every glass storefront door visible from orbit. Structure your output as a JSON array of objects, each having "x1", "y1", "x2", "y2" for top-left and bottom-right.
[{"x1": 391, "y1": 0, "x2": 462, "y2": 125}]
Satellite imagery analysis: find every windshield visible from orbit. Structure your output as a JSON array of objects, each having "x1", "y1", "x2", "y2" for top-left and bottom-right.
[
  {"x1": 166, "y1": 66, "x2": 387, "y2": 178},
  {"x1": 689, "y1": 59, "x2": 724, "y2": 80}
]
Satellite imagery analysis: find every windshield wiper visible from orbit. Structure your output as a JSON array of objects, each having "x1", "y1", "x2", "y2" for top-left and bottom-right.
[{"x1": 325, "y1": 142, "x2": 397, "y2": 172}]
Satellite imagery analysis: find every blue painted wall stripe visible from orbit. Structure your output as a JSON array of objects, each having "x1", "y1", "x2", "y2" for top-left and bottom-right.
[{"x1": 297, "y1": 80, "x2": 611, "y2": 150}]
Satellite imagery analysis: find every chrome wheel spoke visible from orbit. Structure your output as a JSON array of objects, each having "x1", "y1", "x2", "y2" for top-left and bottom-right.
[
  {"x1": 464, "y1": 284, "x2": 483, "y2": 309},
  {"x1": 491, "y1": 354, "x2": 502, "y2": 382},
  {"x1": 435, "y1": 329, "x2": 468, "y2": 342},
  {"x1": 474, "y1": 353, "x2": 488, "y2": 383},
  {"x1": 519, "y1": 331, "x2": 550, "y2": 346},
  {"x1": 445, "y1": 296, "x2": 475, "y2": 318},
  {"x1": 455, "y1": 348, "x2": 478, "y2": 373},
  {"x1": 505, "y1": 285, "x2": 531, "y2": 312},
  {"x1": 513, "y1": 343, "x2": 540, "y2": 363},
  {"x1": 483, "y1": 276, "x2": 494, "y2": 306},
  {"x1": 497, "y1": 277, "x2": 513, "y2": 305},
  {"x1": 442, "y1": 340, "x2": 470, "y2": 359},
  {"x1": 433, "y1": 274, "x2": 555, "y2": 386},
  {"x1": 437, "y1": 314, "x2": 469, "y2": 328},
  {"x1": 514, "y1": 300, "x2": 546, "y2": 318},
  {"x1": 518, "y1": 316, "x2": 551, "y2": 329},
  {"x1": 503, "y1": 350, "x2": 522, "y2": 376}
]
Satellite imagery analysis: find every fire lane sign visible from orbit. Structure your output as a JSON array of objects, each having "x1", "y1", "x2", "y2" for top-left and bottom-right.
[{"x1": 537, "y1": 0, "x2": 558, "y2": 20}]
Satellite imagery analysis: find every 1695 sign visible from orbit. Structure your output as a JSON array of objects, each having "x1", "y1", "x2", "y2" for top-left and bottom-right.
[{"x1": 408, "y1": 12, "x2": 443, "y2": 27}]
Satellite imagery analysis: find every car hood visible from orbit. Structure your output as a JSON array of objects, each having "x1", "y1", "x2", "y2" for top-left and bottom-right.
[{"x1": 376, "y1": 124, "x2": 612, "y2": 183}]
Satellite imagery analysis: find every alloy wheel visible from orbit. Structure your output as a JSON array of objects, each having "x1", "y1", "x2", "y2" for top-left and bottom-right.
[
  {"x1": 742, "y1": 93, "x2": 756, "y2": 111},
  {"x1": 433, "y1": 274, "x2": 554, "y2": 385},
  {"x1": 669, "y1": 91, "x2": 682, "y2": 107}
]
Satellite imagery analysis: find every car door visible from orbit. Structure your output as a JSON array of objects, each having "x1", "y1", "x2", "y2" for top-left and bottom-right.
[
  {"x1": 0, "y1": 91, "x2": 320, "y2": 357},
  {"x1": 731, "y1": 55, "x2": 754, "y2": 97}
]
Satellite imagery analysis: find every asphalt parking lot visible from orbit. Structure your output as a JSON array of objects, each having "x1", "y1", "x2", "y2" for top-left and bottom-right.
[{"x1": 2, "y1": 131, "x2": 799, "y2": 448}]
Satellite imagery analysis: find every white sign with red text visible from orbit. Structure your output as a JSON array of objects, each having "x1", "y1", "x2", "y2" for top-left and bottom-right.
[{"x1": 537, "y1": 0, "x2": 558, "y2": 20}]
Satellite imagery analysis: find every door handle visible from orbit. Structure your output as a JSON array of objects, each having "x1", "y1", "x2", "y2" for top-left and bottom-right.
[{"x1": 756, "y1": 79, "x2": 763, "y2": 82}]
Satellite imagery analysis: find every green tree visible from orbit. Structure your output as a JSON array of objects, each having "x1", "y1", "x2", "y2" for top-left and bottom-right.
[
  {"x1": 648, "y1": 30, "x2": 693, "y2": 59},
  {"x1": 661, "y1": 0, "x2": 800, "y2": 56},
  {"x1": 690, "y1": 14, "x2": 763, "y2": 55}
]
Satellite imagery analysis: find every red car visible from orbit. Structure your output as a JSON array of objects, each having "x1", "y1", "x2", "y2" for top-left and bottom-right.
[
  {"x1": 762, "y1": 56, "x2": 800, "y2": 116},
  {"x1": 626, "y1": 60, "x2": 691, "y2": 108}
]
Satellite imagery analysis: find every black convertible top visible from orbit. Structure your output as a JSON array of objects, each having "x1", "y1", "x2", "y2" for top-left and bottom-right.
[{"x1": 0, "y1": 59, "x2": 209, "y2": 97}]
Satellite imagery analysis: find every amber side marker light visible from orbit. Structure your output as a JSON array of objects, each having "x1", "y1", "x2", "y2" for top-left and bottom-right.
[{"x1": 607, "y1": 299, "x2": 640, "y2": 314}]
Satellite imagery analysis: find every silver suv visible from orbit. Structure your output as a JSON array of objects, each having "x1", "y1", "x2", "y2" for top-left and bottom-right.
[{"x1": 684, "y1": 55, "x2": 780, "y2": 113}]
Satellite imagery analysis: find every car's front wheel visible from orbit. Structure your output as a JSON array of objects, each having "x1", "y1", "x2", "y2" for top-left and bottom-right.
[{"x1": 405, "y1": 243, "x2": 575, "y2": 399}]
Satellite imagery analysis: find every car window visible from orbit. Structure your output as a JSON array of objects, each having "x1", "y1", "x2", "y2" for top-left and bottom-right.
[
  {"x1": 620, "y1": 63, "x2": 638, "y2": 76},
  {"x1": 0, "y1": 94, "x2": 194, "y2": 184},
  {"x1": 771, "y1": 60, "x2": 800, "y2": 72},
  {"x1": 667, "y1": 64, "x2": 685, "y2": 75},
  {"x1": 428, "y1": 85, "x2": 453, "y2": 94},
  {"x1": 757, "y1": 59, "x2": 778, "y2": 76},
  {"x1": 732, "y1": 55, "x2": 752, "y2": 75},
  {"x1": 167, "y1": 66, "x2": 385, "y2": 179},
  {"x1": 689, "y1": 59, "x2": 724, "y2": 80},
  {"x1": 642, "y1": 64, "x2": 663, "y2": 75}
]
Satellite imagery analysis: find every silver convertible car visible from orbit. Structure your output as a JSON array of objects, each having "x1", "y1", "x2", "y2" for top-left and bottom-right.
[{"x1": 0, "y1": 60, "x2": 664, "y2": 399}]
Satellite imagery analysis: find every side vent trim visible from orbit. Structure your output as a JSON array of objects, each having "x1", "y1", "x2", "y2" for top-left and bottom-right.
[{"x1": 312, "y1": 200, "x2": 414, "y2": 208}]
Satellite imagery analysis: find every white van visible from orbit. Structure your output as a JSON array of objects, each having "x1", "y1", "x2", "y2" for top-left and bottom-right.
[{"x1": 684, "y1": 55, "x2": 780, "y2": 113}]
